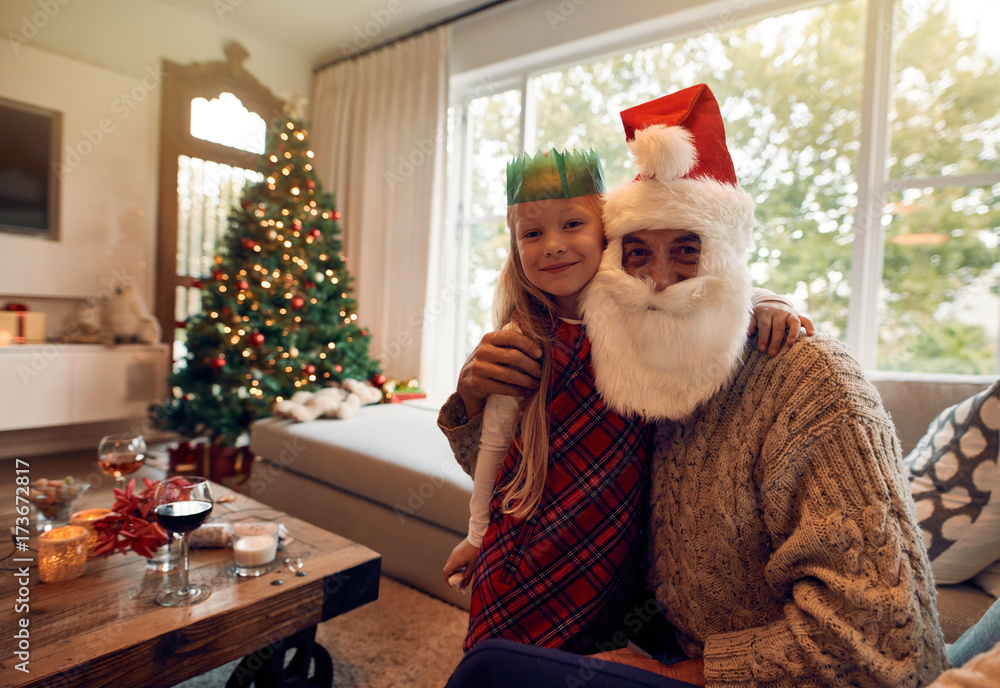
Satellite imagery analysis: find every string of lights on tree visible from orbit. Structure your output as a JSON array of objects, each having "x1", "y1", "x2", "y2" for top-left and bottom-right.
[{"x1": 152, "y1": 114, "x2": 383, "y2": 446}]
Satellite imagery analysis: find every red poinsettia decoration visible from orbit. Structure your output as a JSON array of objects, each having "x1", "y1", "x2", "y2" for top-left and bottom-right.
[{"x1": 92, "y1": 478, "x2": 171, "y2": 558}]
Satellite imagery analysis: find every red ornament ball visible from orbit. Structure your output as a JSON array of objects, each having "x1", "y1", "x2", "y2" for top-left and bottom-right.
[
  {"x1": 209, "y1": 355, "x2": 226, "y2": 370},
  {"x1": 306, "y1": 180, "x2": 315, "y2": 190},
  {"x1": 236, "y1": 280, "x2": 249, "y2": 291},
  {"x1": 304, "y1": 364, "x2": 316, "y2": 375},
  {"x1": 191, "y1": 279, "x2": 204, "y2": 289},
  {"x1": 241, "y1": 238, "x2": 255, "y2": 250},
  {"x1": 292, "y1": 220, "x2": 302, "y2": 230},
  {"x1": 332, "y1": 211, "x2": 342, "y2": 221},
  {"x1": 248, "y1": 332, "x2": 265, "y2": 346},
  {"x1": 372, "y1": 373, "x2": 387, "y2": 387},
  {"x1": 335, "y1": 364, "x2": 343, "y2": 373},
  {"x1": 310, "y1": 228, "x2": 321, "y2": 239},
  {"x1": 291, "y1": 296, "x2": 305, "y2": 310}
]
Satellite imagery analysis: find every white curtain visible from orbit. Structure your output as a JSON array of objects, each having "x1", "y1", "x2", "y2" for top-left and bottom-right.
[{"x1": 311, "y1": 27, "x2": 451, "y2": 391}]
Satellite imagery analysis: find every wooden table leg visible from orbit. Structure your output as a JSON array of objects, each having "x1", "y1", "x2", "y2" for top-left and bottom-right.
[{"x1": 224, "y1": 625, "x2": 333, "y2": 688}]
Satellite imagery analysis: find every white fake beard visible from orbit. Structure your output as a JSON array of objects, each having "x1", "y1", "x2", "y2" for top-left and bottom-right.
[{"x1": 581, "y1": 269, "x2": 752, "y2": 421}]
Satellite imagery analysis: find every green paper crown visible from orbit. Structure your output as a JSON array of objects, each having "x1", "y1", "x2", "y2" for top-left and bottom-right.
[{"x1": 506, "y1": 148, "x2": 606, "y2": 206}]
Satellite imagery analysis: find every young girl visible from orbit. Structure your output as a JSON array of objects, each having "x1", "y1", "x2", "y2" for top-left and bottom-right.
[{"x1": 443, "y1": 148, "x2": 809, "y2": 653}]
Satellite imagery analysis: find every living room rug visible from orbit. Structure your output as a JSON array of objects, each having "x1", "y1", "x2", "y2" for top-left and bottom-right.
[{"x1": 172, "y1": 575, "x2": 468, "y2": 688}]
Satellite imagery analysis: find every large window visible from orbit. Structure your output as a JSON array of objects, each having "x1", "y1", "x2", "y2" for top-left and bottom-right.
[{"x1": 449, "y1": 0, "x2": 1000, "y2": 375}]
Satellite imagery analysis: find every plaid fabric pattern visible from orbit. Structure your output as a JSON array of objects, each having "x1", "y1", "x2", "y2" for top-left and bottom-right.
[{"x1": 464, "y1": 320, "x2": 649, "y2": 653}]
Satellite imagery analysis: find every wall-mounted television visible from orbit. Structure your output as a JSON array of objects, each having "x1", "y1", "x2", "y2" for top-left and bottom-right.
[{"x1": 0, "y1": 97, "x2": 62, "y2": 240}]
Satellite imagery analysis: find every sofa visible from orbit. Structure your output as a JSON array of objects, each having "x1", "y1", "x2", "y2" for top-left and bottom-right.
[{"x1": 246, "y1": 372, "x2": 998, "y2": 642}]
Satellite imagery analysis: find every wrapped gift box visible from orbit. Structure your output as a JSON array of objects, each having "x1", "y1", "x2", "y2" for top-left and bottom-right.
[
  {"x1": 0, "y1": 311, "x2": 47, "y2": 344},
  {"x1": 389, "y1": 392, "x2": 427, "y2": 404}
]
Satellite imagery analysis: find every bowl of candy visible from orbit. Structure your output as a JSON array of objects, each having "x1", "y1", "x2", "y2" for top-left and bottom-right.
[{"x1": 29, "y1": 477, "x2": 91, "y2": 531}]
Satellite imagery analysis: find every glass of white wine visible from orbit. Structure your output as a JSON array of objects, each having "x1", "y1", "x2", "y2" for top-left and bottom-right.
[{"x1": 97, "y1": 433, "x2": 147, "y2": 490}]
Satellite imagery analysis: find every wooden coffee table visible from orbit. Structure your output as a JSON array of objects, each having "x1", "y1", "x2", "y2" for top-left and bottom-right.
[{"x1": 0, "y1": 479, "x2": 381, "y2": 687}]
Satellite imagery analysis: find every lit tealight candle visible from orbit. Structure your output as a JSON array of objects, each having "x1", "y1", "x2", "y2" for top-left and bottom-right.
[
  {"x1": 233, "y1": 534, "x2": 277, "y2": 566},
  {"x1": 39, "y1": 525, "x2": 88, "y2": 583},
  {"x1": 230, "y1": 522, "x2": 279, "y2": 576},
  {"x1": 70, "y1": 508, "x2": 112, "y2": 557}
]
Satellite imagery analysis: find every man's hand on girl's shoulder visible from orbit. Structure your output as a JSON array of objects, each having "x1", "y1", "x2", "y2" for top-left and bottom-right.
[{"x1": 457, "y1": 329, "x2": 543, "y2": 417}]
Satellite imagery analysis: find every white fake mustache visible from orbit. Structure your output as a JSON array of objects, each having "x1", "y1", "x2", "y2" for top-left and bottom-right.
[{"x1": 587, "y1": 271, "x2": 729, "y2": 319}]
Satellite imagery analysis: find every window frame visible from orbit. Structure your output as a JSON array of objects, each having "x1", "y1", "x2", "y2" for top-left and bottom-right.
[
  {"x1": 155, "y1": 45, "x2": 284, "y2": 358},
  {"x1": 448, "y1": 0, "x2": 1000, "y2": 373}
]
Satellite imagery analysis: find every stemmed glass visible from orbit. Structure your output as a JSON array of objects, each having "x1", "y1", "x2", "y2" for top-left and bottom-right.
[
  {"x1": 152, "y1": 476, "x2": 214, "y2": 607},
  {"x1": 97, "y1": 433, "x2": 147, "y2": 490}
]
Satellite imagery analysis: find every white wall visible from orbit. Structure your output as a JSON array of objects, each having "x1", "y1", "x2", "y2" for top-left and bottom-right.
[
  {"x1": 0, "y1": 44, "x2": 159, "y2": 306},
  {"x1": 0, "y1": 0, "x2": 311, "y2": 335}
]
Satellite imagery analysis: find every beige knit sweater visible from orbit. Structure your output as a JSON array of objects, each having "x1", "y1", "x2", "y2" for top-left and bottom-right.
[{"x1": 439, "y1": 334, "x2": 948, "y2": 687}]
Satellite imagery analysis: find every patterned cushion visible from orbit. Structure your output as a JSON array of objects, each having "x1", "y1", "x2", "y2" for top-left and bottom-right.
[{"x1": 904, "y1": 379, "x2": 1000, "y2": 585}]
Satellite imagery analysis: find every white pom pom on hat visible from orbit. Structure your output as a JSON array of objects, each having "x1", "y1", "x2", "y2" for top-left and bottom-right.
[{"x1": 628, "y1": 125, "x2": 697, "y2": 181}]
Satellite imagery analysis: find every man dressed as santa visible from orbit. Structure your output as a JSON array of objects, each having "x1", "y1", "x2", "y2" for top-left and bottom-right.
[{"x1": 440, "y1": 84, "x2": 947, "y2": 687}]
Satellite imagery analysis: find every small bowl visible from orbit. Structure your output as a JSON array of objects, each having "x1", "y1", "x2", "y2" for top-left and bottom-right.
[{"x1": 29, "y1": 478, "x2": 91, "y2": 531}]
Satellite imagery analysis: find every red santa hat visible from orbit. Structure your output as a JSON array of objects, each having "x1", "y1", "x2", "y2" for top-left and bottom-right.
[{"x1": 601, "y1": 83, "x2": 755, "y2": 281}]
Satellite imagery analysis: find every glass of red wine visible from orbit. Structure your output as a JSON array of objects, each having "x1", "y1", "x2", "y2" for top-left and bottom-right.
[
  {"x1": 97, "y1": 433, "x2": 146, "y2": 491},
  {"x1": 152, "y1": 476, "x2": 214, "y2": 607}
]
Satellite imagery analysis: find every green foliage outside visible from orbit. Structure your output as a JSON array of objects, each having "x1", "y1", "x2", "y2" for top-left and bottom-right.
[
  {"x1": 463, "y1": 0, "x2": 999, "y2": 374},
  {"x1": 152, "y1": 116, "x2": 381, "y2": 445}
]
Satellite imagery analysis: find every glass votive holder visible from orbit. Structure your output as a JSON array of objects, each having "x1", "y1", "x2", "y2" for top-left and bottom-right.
[
  {"x1": 229, "y1": 522, "x2": 279, "y2": 577},
  {"x1": 70, "y1": 508, "x2": 112, "y2": 557},
  {"x1": 39, "y1": 525, "x2": 88, "y2": 583}
]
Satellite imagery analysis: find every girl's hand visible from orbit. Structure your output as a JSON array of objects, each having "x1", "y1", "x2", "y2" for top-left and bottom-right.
[
  {"x1": 442, "y1": 538, "x2": 480, "y2": 592},
  {"x1": 749, "y1": 302, "x2": 816, "y2": 357}
]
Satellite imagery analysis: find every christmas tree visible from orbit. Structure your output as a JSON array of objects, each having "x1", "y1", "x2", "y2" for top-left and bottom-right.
[{"x1": 153, "y1": 114, "x2": 382, "y2": 446}]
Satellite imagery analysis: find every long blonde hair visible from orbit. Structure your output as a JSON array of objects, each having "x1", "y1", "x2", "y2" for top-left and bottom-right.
[{"x1": 493, "y1": 194, "x2": 604, "y2": 519}]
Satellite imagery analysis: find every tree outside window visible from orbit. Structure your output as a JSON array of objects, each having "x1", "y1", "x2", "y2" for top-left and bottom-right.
[{"x1": 457, "y1": 0, "x2": 999, "y2": 374}]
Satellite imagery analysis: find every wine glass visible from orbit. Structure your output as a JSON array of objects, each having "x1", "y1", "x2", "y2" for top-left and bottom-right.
[
  {"x1": 152, "y1": 476, "x2": 214, "y2": 607},
  {"x1": 97, "y1": 433, "x2": 147, "y2": 490}
]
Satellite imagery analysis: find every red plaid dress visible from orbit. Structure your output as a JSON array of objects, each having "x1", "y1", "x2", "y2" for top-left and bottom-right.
[{"x1": 464, "y1": 319, "x2": 649, "y2": 653}]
